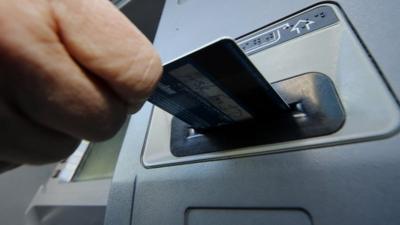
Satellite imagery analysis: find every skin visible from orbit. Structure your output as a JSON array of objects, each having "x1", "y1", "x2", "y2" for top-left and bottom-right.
[{"x1": 0, "y1": 0, "x2": 163, "y2": 165}]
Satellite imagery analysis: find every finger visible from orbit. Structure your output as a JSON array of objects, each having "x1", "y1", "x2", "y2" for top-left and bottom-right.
[
  {"x1": 3, "y1": 49, "x2": 128, "y2": 141},
  {"x1": 51, "y1": 0, "x2": 163, "y2": 112},
  {"x1": 0, "y1": 100, "x2": 80, "y2": 165},
  {"x1": 0, "y1": 1, "x2": 127, "y2": 141}
]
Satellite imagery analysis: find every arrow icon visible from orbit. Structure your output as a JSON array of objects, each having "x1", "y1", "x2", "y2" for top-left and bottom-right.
[{"x1": 290, "y1": 19, "x2": 315, "y2": 34}]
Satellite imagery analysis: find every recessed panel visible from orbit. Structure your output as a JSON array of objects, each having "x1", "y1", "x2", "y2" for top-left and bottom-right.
[
  {"x1": 186, "y1": 208, "x2": 312, "y2": 225},
  {"x1": 142, "y1": 4, "x2": 400, "y2": 167}
]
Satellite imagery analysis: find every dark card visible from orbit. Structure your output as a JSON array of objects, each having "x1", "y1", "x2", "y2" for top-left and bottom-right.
[{"x1": 148, "y1": 37, "x2": 289, "y2": 130}]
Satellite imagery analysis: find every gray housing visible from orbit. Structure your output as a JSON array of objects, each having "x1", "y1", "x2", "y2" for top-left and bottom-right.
[{"x1": 106, "y1": 1, "x2": 400, "y2": 225}]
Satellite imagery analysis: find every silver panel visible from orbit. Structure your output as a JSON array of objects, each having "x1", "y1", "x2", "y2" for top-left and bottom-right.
[{"x1": 142, "y1": 4, "x2": 400, "y2": 167}]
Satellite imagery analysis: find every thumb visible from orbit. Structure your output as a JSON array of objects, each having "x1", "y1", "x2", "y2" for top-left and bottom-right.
[{"x1": 51, "y1": 0, "x2": 163, "y2": 112}]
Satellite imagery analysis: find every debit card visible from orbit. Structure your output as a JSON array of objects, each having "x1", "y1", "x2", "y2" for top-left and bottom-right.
[{"x1": 148, "y1": 37, "x2": 289, "y2": 130}]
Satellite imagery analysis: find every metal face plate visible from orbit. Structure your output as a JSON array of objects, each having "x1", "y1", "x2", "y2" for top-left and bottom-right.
[{"x1": 142, "y1": 4, "x2": 400, "y2": 167}]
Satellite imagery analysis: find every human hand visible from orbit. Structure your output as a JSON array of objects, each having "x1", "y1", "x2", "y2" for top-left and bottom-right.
[{"x1": 0, "y1": 0, "x2": 162, "y2": 165}]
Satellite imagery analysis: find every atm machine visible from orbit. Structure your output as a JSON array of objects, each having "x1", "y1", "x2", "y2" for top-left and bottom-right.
[{"x1": 27, "y1": 0, "x2": 400, "y2": 225}]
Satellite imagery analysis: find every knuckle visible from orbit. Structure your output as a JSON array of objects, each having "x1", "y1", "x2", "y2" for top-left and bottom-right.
[
  {"x1": 140, "y1": 51, "x2": 163, "y2": 91},
  {"x1": 130, "y1": 49, "x2": 163, "y2": 99},
  {"x1": 107, "y1": 49, "x2": 162, "y2": 107}
]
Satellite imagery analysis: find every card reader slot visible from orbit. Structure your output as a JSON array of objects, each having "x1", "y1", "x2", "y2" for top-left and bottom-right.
[{"x1": 170, "y1": 72, "x2": 345, "y2": 157}]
